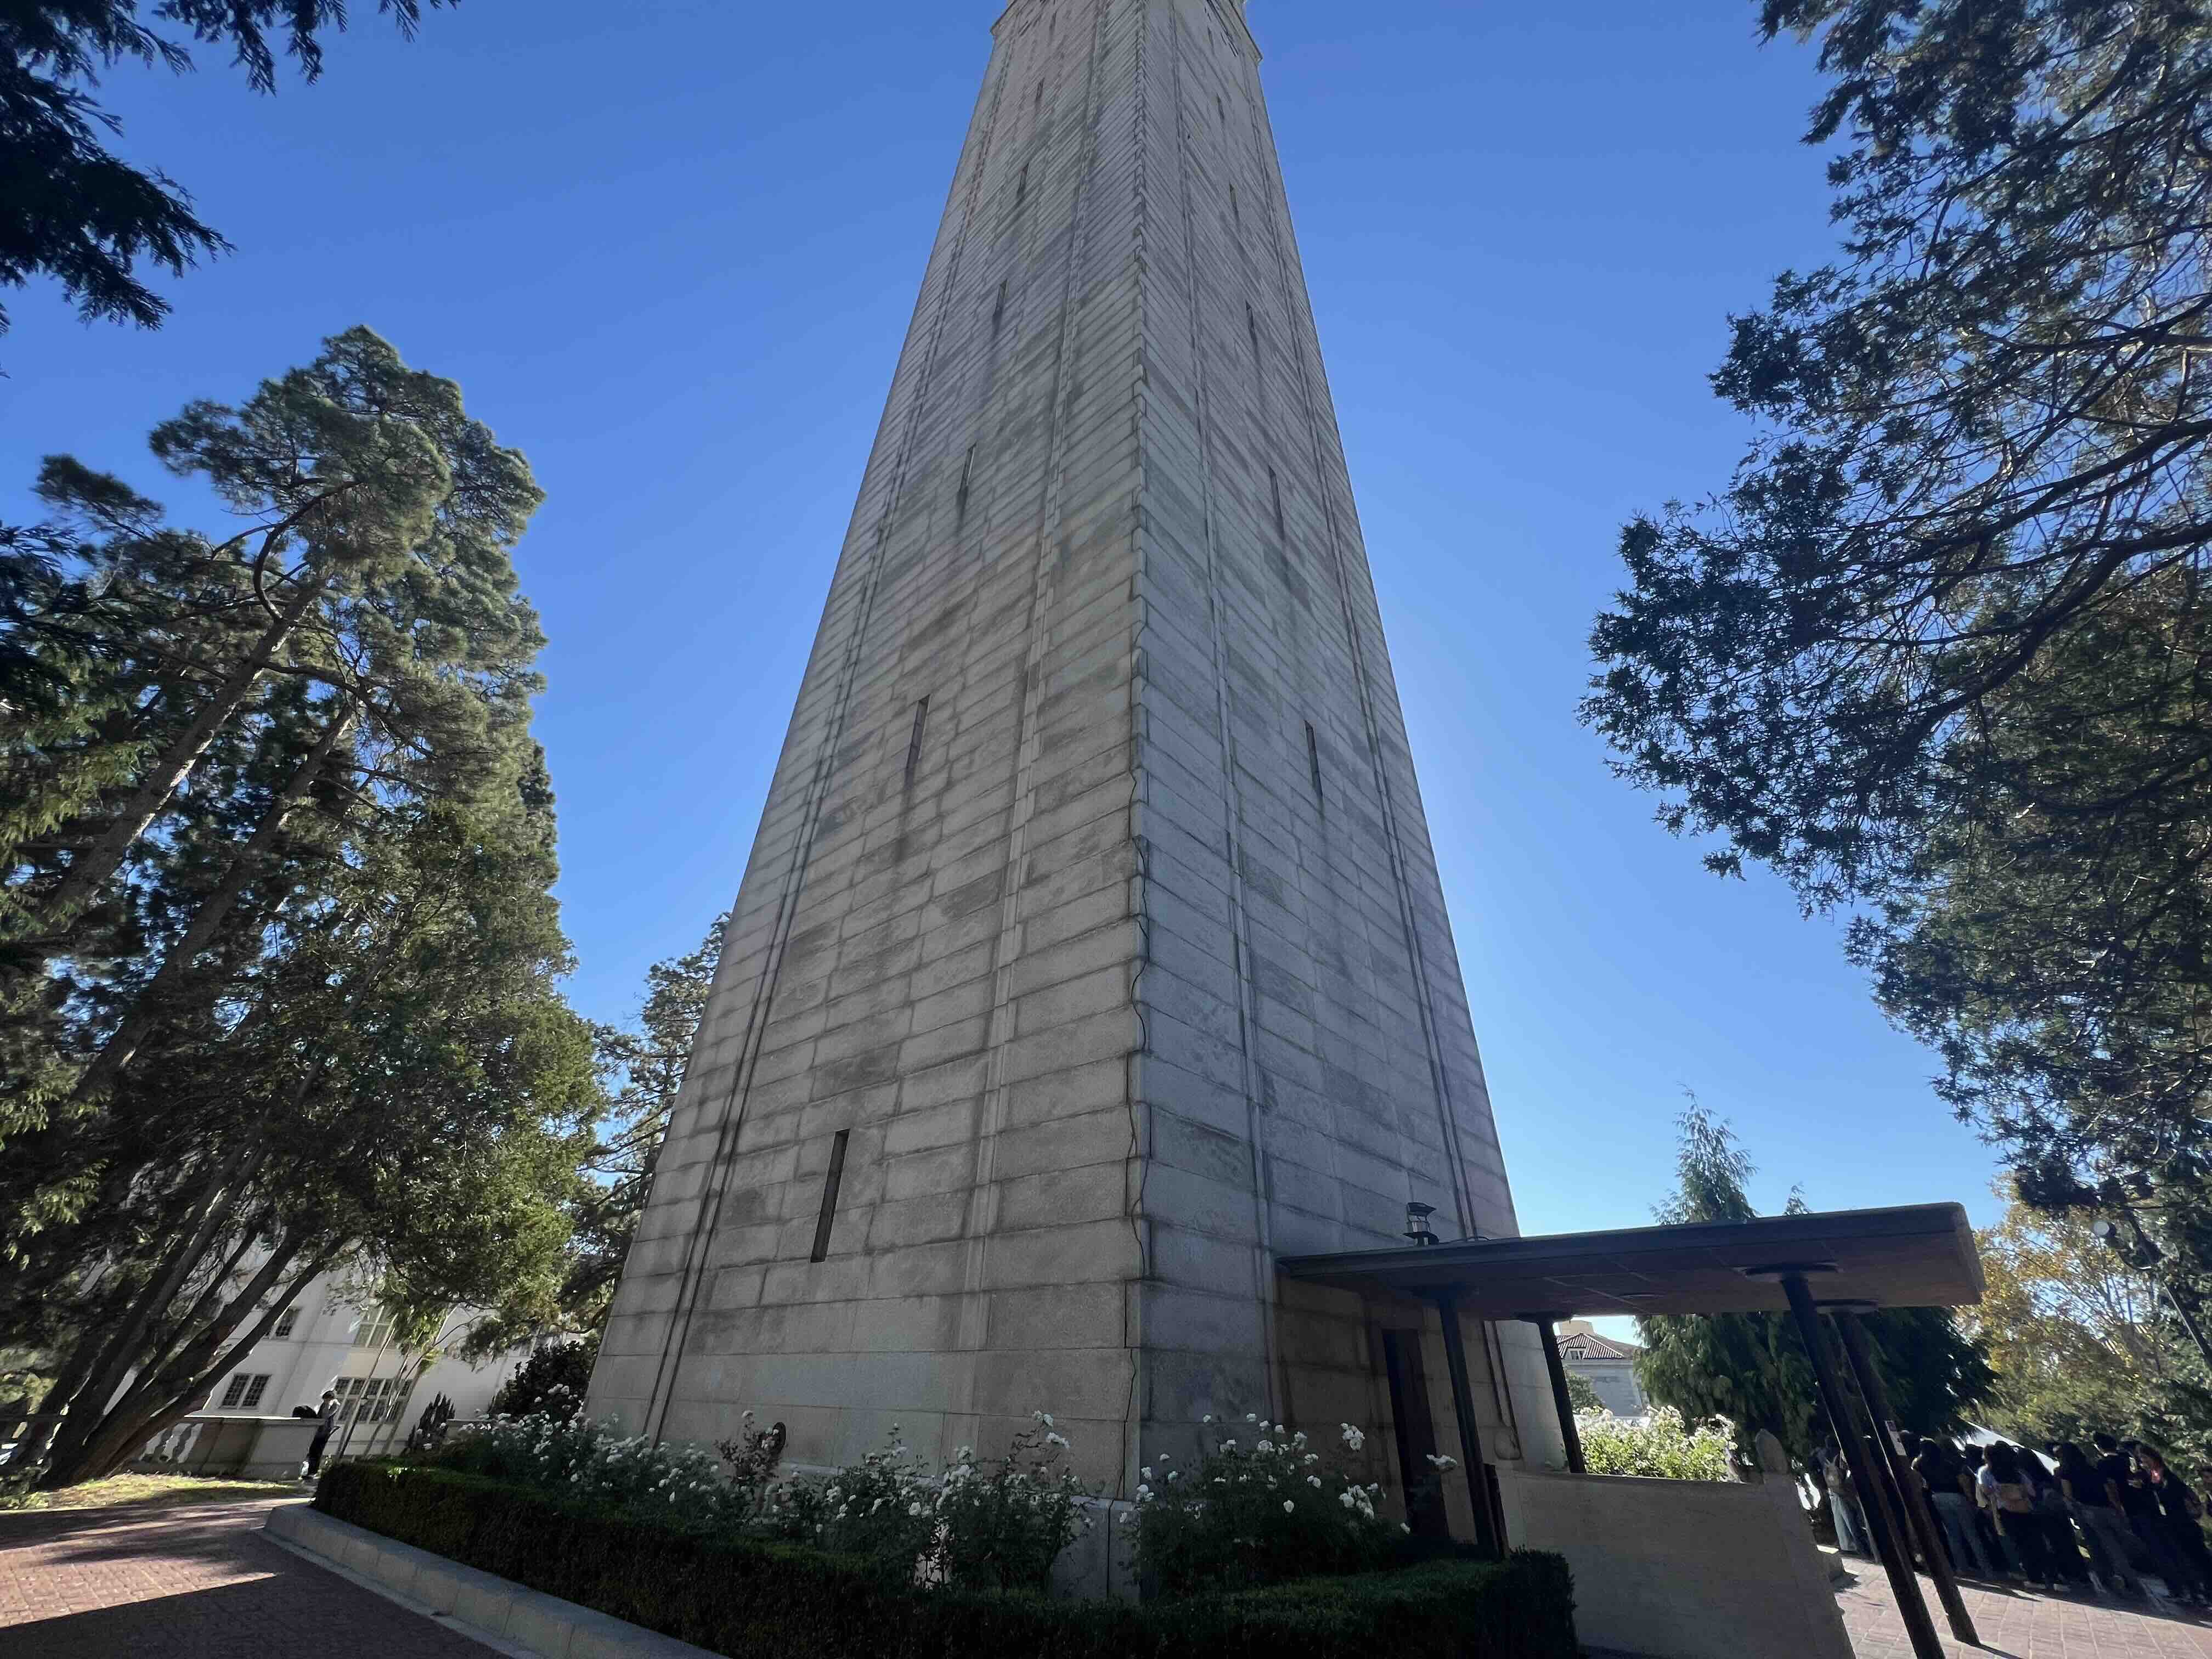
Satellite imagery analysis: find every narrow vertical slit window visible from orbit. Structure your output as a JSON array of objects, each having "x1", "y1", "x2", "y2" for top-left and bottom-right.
[
  {"x1": 1035, "y1": 80, "x2": 1046, "y2": 118},
  {"x1": 1015, "y1": 163, "x2": 1030, "y2": 209},
  {"x1": 1306, "y1": 721, "x2": 1325, "y2": 806},
  {"x1": 992, "y1": 279, "x2": 1009, "y2": 336},
  {"x1": 810, "y1": 1130, "x2": 851, "y2": 1263},
  {"x1": 1246, "y1": 303, "x2": 1261, "y2": 370},
  {"x1": 956, "y1": 445, "x2": 976, "y2": 524},
  {"x1": 1269, "y1": 466, "x2": 1285, "y2": 535},
  {"x1": 1216, "y1": 93, "x2": 1226, "y2": 126},
  {"x1": 1229, "y1": 182, "x2": 1240, "y2": 227},
  {"x1": 905, "y1": 697, "x2": 930, "y2": 786}
]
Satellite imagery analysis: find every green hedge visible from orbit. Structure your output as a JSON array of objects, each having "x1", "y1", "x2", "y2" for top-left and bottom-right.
[{"x1": 316, "y1": 1463, "x2": 1576, "y2": 1659}]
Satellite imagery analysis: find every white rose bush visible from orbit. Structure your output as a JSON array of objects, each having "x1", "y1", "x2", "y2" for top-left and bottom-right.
[
  {"x1": 437, "y1": 1408, "x2": 1088, "y2": 1592},
  {"x1": 1132, "y1": 1414, "x2": 1412, "y2": 1595}
]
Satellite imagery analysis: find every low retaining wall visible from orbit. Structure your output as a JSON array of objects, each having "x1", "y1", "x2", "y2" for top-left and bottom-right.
[
  {"x1": 138, "y1": 1414, "x2": 319, "y2": 1481},
  {"x1": 266, "y1": 1502, "x2": 718, "y2": 1659},
  {"x1": 1497, "y1": 1449, "x2": 1852, "y2": 1659}
]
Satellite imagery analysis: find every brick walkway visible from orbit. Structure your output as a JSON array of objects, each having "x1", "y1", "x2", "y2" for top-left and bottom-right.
[
  {"x1": 0, "y1": 1496, "x2": 492, "y2": 1657},
  {"x1": 1837, "y1": 1559, "x2": 2212, "y2": 1657}
]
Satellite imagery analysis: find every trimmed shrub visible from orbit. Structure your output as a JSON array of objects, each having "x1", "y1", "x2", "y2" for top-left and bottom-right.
[
  {"x1": 485, "y1": 1340, "x2": 595, "y2": 1423},
  {"x1": 1576, "y1": 1407, "x2": 1737, "y2": 1481},
  {"x1": 317, "y1": 1462, "x2": 1577, "y2": 1659}
]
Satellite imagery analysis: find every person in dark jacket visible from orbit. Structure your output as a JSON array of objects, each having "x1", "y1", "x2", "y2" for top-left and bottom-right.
[
  {"x1": 302, "y1": 1389, "x2": 341, "y2": 1479},
  {"x1": 2056, "y1": 1440, "x2": 2140, "y2": 1596},
  {"x1": 2137, "y1": 1447, "x2": 2211, "y2": 1604}
]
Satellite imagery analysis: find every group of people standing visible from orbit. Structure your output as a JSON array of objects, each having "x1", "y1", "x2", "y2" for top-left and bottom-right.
[{"x1": 1819, "y1": 1432, "x2": 2212, "y2": 1605}]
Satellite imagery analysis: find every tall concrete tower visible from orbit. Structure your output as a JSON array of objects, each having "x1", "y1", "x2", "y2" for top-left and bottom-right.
[{"x1": 590, "y1": 0, "x2": 1561, "y2": 1515}]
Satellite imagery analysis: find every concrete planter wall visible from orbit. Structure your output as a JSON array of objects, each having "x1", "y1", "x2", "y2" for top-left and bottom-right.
[{"x1": 266, "y1": 1503, "x2": 720, "y2": 1659}]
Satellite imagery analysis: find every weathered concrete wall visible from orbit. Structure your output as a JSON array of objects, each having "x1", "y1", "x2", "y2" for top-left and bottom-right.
[
  {"x1": 1498, "y1": 1460, "x2": 1855, "y2": 1659},
  {"x1": 589, "y1": 0, "x2": 1556, "y2": 1513}
]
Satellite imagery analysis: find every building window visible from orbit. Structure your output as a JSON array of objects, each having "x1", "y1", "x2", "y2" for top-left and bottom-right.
[
  {"x1": 273, "y1": 1308, "x2": 298, "y2": 1340},
  {"x1": 351, "y1": 1306, "x2": 398, "y2": 1350},
  {"x1": 810, "y1": 1129, "x2": 851, "y2": 1263},
  {"x1": 1268, "y1": 466, "x2": 1285, "y2": 535},
  {"x1": 334, "y1": 1375, "x2": 417, "y2": 1425},
  {"x1": 905, "y1": 698, "x2": 930, "y2": 786},
  {"x1": 221, "y1": 1373, "x2": 272, "y2": 1410},
  {"x1": 1305, "y1": 721, "x2": 1324, "y2": 806},
  {"x1": 955, "y1": 445, "x2": 977, "y2": 525},
  {"x1": 992, "y1": 279, "x2": 1009, "y2": 336},
  {"x1": 1015, "y1": 163, "x2": 1030, "y2": 210}
]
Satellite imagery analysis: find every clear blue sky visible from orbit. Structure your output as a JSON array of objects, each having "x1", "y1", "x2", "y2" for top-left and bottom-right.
[{"x1": 0, "y1": 1, "x2": 2005, "y2": 1247}]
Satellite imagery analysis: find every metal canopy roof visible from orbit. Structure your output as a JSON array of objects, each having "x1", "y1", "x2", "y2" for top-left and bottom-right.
[{"x1": 1276, "y1": 1203, "x2": 1983, "y2": 1318}]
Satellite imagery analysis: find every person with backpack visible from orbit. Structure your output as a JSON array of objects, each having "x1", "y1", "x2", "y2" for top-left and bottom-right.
[
  {"x1": 1978, "y1": 1441, "x2": 2057, "y2": 1587},
  {"x1": 1821, "y1": 1441, "x2": 1870, "y2": 1558},
  {"x1": 1914, "y1": 1438, "x2": 1998, "y2": 1577}
]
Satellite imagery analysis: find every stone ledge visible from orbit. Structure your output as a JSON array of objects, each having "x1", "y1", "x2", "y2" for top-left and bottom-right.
[{"x1": 264, "y1": 1502, "x2": 721, "y2": 1659}]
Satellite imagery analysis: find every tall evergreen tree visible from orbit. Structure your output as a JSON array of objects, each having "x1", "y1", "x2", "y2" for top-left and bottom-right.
[
  {"x1": 1634, "y1": 1105, "x2": 1992, "y2": 1463},
  {"x1": 1582, "y1": 0, "x2": 2212, "y2": 1294},
  {"x1": 0, "y1": 330, "x2": 601, "y2": 1489},
  {"x1": 0, "y1": 325, "x2": 544, "y2": 1160}
]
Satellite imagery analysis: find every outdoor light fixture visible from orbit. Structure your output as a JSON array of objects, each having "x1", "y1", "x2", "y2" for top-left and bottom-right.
[{"x1": 1405, "y1": 1202, "x2": 1438, "y2": 1247}]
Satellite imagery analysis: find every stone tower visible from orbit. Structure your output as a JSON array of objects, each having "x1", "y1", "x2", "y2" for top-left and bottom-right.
[{"x1": 589, "y1": 0, "x2": 1561, "y2": 1511}]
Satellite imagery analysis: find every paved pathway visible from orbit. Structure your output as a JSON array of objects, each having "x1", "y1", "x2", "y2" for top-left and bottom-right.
[
  {"x1": 0, "y1": 1496, "x2": 492, "y2": 1657},
  {"x1": 14, "y1": 1496, "x2": 2212, "y2": 1659},
  {"x1": 1838, "y1": 1558, "x2": 2212, "y2": 1657}
]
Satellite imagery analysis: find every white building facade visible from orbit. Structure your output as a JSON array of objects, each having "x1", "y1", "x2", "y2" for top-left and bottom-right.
[{"x1": 144, "y1": 1268, "x2": 533, "y2": 1471}]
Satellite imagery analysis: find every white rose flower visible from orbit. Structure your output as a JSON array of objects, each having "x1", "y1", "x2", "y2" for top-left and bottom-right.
[{"x1": 1282, "y1": 1499, "x2": 1295, "y2": 1513}]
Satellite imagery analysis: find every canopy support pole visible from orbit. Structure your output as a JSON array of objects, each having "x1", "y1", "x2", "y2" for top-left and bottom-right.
[
  {"x1": 1430, "y1": 1288, "x2": 1504, "y2": 1558},
  {"x1": 1779, "y1": 1272, "x2": 1945, "y2": 1659},
  {"x1": 1522, "y1": 1314, "x2": 1586, "y2": 1474},
  {"x1": 1831, "y1": 1307, "x2": 1978, "y2": 1646}
]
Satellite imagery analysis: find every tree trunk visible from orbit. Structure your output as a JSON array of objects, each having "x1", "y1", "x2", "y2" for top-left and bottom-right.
[
  {"x1": 35, "y1": 1164, "x2": 257, "y2": 1477},
  {"x1": 73, "y1": 702, "x2": 357, "y2": 1099},
  {"x1": 32, "y1": 575, "x2": 324, "y2": 937},
  {"x1": 44, "y1": 1241, "x2": 314, "y2": 1487}
]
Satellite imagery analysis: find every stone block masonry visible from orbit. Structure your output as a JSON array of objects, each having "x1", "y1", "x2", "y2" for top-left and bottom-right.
[{"x1": 588, "y1": 0, "x2": 1562, "y2": 1515}]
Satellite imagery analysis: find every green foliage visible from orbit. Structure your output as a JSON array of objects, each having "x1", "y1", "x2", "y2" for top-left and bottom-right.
[
  {"x1": 1563, "y1": 1372, "x2": 1603, "y2": 1414},
  {"x1": 0, "y1": 330, "x2": 601, "y2": 1489},
  {"x1": 1581, "y1": 0, "x2": 2212, "y2": 1308},
  {"x1": 487, "y1": 1341, "x2": 596, "y2": 1424},
  {"x1": 1132, "y1": 1415, "x2": 1410, "y2": 1598},
  {"x1": 1634, "y1": 1106, "x2": 1991, "y2": 1464},
  {"x1": 1576, "y1": 1408, "x2": 1737, "y2": 1482},
  {"x1": 1973, "y1": 1193, "x2": 2212, "y2": 1464},
  {"x1": 0, "y1": 2, "x2": 450, "y2": 336},
  {"x1": 314, "y1": 1460, "x2": 1580, "y2": 1659},
  {"x1": 568, "y1": 912, "x2": 724, "y2": 1342}
]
